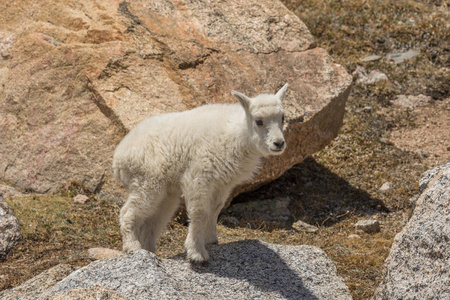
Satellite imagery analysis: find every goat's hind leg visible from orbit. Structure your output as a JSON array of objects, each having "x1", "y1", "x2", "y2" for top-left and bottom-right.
[
  {"x1": 120, "y1": 191, "x2": 148, "y2": 253},
  {"x1": 139, "y1": 188, "x2": 181, "y2": 252}
]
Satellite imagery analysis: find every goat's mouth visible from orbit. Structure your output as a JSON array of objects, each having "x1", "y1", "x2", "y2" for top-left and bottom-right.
[{"x1": 269, "y1": 147, "x2": 285, "y2": 154}]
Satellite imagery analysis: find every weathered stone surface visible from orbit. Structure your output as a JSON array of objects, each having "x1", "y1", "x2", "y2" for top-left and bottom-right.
[
  {"x1": 373, "y1": 164, "x2": 450, "y2": 299},
  {"x1": 0, "y1": 194, "x2": 22, "y2": 260},
  {"x1": 355, "y1": 219, "x2": 380, "y2": 234},
  {"x1": 34, "y1": 240, "x2": 350, "y2": 299},
  {"x1": 0, "y1": 0, "x2": 352, "y2": 203},
  {"x1": 0, "y1": 264, "x2": 77, "y2": 300},
  {"x1": 87, "y1": 247, "x2": 123, "y2": 261},
  {"x1": 418, "y1": 162, "x2": 450, "y2": 192}
]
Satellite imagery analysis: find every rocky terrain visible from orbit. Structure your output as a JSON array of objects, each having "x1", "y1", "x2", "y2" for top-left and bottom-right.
[{"x1": 1, "y1": 0, "x2": 449, "y2": 299}]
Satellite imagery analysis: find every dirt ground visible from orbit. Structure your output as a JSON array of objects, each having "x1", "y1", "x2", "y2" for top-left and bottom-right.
[{"x1": 1, "y1": 0, "x2": 449, "y2": 299}]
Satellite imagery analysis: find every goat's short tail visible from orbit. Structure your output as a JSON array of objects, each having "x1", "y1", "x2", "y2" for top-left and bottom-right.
[{"x1": 112, "y1": 160, "x2": 130, "y2": 187}]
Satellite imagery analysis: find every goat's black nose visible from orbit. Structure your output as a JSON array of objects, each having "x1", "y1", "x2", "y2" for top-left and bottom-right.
[{"x1": 274, "y1": 141, "x2": 285, "y2": 148}]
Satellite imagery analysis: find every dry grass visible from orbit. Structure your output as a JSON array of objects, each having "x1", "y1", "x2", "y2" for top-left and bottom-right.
[
  {"x1": 1, "y1": 1, "x2": 448, "y2": 299},
  {"x1": 0, "y1": 194, "x2": 121, "y2": 291}
]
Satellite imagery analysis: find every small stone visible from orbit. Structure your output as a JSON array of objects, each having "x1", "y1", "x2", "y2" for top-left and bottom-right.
[
  {"x1": 390, "y1": 94, "x2": 432, "y2": 108},
  {"x1": 386, "y1": 49, "x2": 420, "y2": 63},
  {"x1": 362, "y1": 55, "x2": 382, "y2": 62},
  {"x1": 88, "y1": 248, "x2": 123, "y2": 260},
  {"x1": 363, "y1": 106, "x2": 372, "y2": 112},
  {"x1": 73, "y1": 194, "x2": 89, "y2": 204},
  {"x1": 365, "y1": 70, "x2": 388, "y2": 84},
  {"x1": 379, "y1": 181, "x2": 391, "y2": 192},
  {"x1": 219, "y1": 215, "x2": 239, "y2": 228},
  {"x1": 292, "y1": 220, "x2": 319, "y2": 233},
  {"x1": 348, "y1": 234, "x2": 361, "y2": 239},
  {"x1": 355, "y1": 219, "x2": 381, "y2": 233},
  {"x1": 354, "y1": 68, "x2": 388, "y2": 85}
]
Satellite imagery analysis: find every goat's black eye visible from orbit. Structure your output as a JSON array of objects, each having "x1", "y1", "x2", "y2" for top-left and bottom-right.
[
  {"x1": 256, "y1": 120, "x2": 263, "y2": 126},
  {"x1": 282, "y1": 115, "x2": 285, "y2": 123}
]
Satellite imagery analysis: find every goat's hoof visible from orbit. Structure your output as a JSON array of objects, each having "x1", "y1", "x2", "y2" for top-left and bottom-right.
[{"x1": 189, "y1": 259, "x2": 210, "y2": 269}]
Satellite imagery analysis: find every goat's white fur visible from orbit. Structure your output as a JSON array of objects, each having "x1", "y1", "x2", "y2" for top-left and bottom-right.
[{"x1": 113, "y1": 84, "x2": 288, "y2": 263}]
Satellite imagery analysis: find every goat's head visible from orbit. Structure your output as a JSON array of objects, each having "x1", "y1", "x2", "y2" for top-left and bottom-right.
[{"x1": 232, "y1": 83, "x2": 288, "y2": 157}]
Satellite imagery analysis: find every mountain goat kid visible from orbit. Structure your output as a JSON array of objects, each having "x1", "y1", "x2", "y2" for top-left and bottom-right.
[{"x1": 113, "y1": 84, "x2": 288, "y2": 264}]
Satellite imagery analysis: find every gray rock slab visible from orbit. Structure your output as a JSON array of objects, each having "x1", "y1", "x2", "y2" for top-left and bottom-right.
[
  {"x1": 373, "y1": 164, "x2": 450, "y2": 299},
  {"x1": 38, "y1": 240, "x2": 351, "y2": 300}
]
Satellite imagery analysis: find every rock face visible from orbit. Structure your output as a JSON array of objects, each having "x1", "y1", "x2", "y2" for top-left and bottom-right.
[
  {"x1": 0, "y1": 195, "x2": 22, "y2": 260},
  {"x1": 0, "y1": 0, "x2": 352, "y2": 203},
  {"x1": 2, "y1": 240, "x2": 351, "y2": 299},
  {"x1": 373, "y1": 164, "x2": 450, "y2": 299}
]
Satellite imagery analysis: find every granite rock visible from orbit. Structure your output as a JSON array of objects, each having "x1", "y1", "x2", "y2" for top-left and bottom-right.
[
  {"x1": 0, "y1": 0, "x2": 352, "y2": 204},
  {"x1": 373, "y1": 164, "x2": 450, "y2": 299},
  {"x1": 0, "y1": 194, "x2": 22, "y2": 260},
  {"x1": 0, "y1": 264, "x2": 77, "y2": 300},
  {"x1": 32, "y1": 240, "x2": 352, "y2": 300}
]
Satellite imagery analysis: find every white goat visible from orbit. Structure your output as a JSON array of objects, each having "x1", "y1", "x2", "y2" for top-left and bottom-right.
[{"x1": 113, "y1": 84, "x2": 288, "y2": 264}]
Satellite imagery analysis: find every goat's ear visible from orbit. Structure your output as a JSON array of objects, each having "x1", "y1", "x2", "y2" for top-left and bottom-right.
[
  {"x1": 275, "y1": 83, "x2": 289, "y2": 101},
  {"x1": 231, "y1": 90, "x2": 251, "y2": 111}
]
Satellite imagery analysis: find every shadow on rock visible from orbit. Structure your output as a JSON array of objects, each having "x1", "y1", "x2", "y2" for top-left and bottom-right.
[
  {"x1": 174, "y1": 239, "x2": 350, "y2": 300},
  {"x1": 233, "y1": 157, "x2": 388, "y2": 227}
]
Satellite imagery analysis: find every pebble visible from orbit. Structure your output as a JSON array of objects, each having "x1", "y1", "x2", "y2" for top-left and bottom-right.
[
  {"x1": 73, "y1": 194, "x2": 89, "y2": 204},
  {"x1": 348, "y1": 234, "x2": 361, "y2": 239},
  {"x1": 379, "y1": 181, "x2": 391, "y2": 192}
]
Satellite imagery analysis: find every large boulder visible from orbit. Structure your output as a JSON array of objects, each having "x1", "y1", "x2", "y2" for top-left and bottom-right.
[
  {"x1": 0, "y1": 0, "x2": 352, "y2": 203},
  {"x1": 0, "y1": 194, "x2": 22, "y2": 260},
  {"x1": 1, "y1": 240, "x2": 352, "y2": 299},
  {"x1": 373, "y1": 163, "x2": 450, "y2": 299}
]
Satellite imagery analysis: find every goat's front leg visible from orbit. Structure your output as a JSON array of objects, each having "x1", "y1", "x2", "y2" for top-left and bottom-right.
[
  {"x1": 205, "y1": 186, "x2": 233, "y2": 245},
  {"x1": 185, "y1": 207, "x2": 210, "y2": 264}
]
